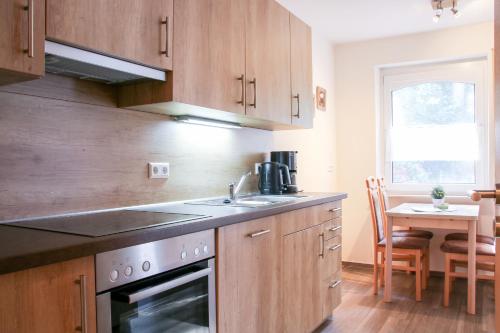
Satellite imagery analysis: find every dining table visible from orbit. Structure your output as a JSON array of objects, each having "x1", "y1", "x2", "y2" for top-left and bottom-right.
[{"x1": 384, "y1": 203, "x2": 480, "y2": 314}]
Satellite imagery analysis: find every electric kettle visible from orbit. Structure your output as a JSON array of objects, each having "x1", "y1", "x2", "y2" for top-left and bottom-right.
[{"x1": 258, "y1": 162, "x2": 292, "y2": 195}]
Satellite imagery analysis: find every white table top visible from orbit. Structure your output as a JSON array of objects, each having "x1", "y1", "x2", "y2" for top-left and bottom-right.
[{"x1": 386, "y1": 203, "x2": 480, "y2": 220}]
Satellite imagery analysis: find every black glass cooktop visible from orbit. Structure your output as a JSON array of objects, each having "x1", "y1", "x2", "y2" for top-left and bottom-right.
[{"x1": 6, "y1": 210, "x2": 209, "y2": 237}]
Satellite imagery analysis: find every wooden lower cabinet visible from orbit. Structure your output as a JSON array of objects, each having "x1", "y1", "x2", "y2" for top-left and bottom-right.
[
  {"x1": 283, "y1": 223, "x2": 324, "y2": 333},
  {"x1": 322, "y1": 272, "x2": 342, "y2": 320},
  {"x1": 217, "y1": 202, "x2": 343, "y2": 333},
  {"x1": 0, "y1": 256, "x2": 96, "y2": 333},
  {"x1": 217, "y1": 215, "x2": 283, "y2": 333}
]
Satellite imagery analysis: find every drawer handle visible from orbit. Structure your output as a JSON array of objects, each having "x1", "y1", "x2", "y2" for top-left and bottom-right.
[
  {"x1": 329, "y1": 280, "x2": 342, "y2": 289},
  {"x1": 329, "y1": 225, "x2": 342, "y2": 232},
  {"x1": 328, "y1": 208, "x2": 341, "y2": 213},
  {"x1": 248, "y1": 229, "x2": 270, "y2": 238},
  {"x1": 329, "y1": 244, "x2": 341, "y2": 252},
  {"x1": 76, "y1": 275, "x2": 88, "y2": 333}
]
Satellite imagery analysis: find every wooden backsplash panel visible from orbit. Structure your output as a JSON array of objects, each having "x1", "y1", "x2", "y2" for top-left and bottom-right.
[{"x1": 0, "y1": 75, "x2": 272, "y2": 220}]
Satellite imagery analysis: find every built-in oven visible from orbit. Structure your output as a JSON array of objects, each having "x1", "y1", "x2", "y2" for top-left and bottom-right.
[{"x1": 95, "y1": 229, "x2": 216, "y2": 333}]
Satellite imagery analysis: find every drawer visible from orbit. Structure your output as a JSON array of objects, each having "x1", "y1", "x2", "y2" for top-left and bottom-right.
[
  {"x1": 319, "y1": 201, "x2": 342, "y2": 222},
  {"x1": 322, "y1": 236, "x2": 341, "y2": 281},
  {"x1": 324, "y1": 217, "x2": 342, "y2": 240},
  {"x1": 322, "y1": 270, "x2": 342, "y2": 318}
]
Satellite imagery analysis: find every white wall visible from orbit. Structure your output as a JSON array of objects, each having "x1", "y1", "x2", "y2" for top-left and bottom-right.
[
  {"x1": 272, "y1": 31, "x2": 337, "y2": 192},
  {"x1": 334, "y1": 22, "x2": 494, "y2": 269}
]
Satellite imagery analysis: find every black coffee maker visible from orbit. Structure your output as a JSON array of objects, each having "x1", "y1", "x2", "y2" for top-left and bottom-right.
[
  {"x1": 271, "y1": 151, "x2": 299, "y2": 193},
  {"x1": 258, "y1": 162, "x2": 291, "y2": 195}
]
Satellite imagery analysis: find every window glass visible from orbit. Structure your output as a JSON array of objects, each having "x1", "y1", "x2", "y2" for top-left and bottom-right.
[{"x1": 390, "y1": 81, "x2": 478, "y2": 185}]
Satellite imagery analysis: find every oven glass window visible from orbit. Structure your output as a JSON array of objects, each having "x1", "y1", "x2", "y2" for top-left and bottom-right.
[{"x1": 110, "y1": 264, "x2": 210, "y2": 333}]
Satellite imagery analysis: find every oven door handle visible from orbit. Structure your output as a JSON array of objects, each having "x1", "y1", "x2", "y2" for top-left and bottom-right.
[{"x1": 124, "y1": 267, "x2": 212, "y2": 304}]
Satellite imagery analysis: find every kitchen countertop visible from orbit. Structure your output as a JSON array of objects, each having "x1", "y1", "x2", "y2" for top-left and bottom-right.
[{"x1": 0, "y1": 192, "x2": 347, "y2": 275}]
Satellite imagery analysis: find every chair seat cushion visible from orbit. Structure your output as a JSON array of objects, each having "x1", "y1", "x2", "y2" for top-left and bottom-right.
[
  {"x1": 440, "y1": 240, "x2": 495, "y2": 256},
  {"x1": 444, "y1": 232, "x2": 495, "y2": 245},
  {"x1": 393, "y1": 230, "x2": 434, "y2": 239},
  {"x1": 378, "y1": 237, "x2": 429, "y2": 250}
]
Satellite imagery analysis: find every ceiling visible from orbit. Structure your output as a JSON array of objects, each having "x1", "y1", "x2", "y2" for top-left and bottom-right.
[{"x1": 276, "y1": 0, "x2": 493, "y2": 44}]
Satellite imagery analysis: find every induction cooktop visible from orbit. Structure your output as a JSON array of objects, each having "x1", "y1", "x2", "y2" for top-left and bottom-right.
[{"x1": 6, "y1": 210, "x2": 210, "y2": 237}]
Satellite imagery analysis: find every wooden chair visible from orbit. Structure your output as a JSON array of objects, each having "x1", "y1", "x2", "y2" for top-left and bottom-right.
[
  {"x1": 441, "y1": 239, "x2": 495, "y2": 307},
  {"x1": 377, "y1": 177, "x2": 434, "y2": 240},
  {"x1": 366, "y1": 177, "x2": 430, "y2": 301}
]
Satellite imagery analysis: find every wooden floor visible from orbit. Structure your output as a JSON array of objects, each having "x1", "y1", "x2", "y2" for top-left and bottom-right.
[{"x1": 317, "y1": 263, "x2": 495, "y2": 333}]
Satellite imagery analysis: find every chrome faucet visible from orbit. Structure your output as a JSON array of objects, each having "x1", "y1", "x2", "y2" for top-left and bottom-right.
[{"x1": 229, "y1": 171, "x2": 252, "y2": 201}]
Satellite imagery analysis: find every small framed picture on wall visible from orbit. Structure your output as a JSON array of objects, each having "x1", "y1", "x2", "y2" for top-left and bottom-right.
[{"x1": 316, "y1": 86, "x2": 326, "y2": 111}]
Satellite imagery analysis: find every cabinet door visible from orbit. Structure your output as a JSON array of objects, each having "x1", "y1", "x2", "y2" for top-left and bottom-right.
[
  {"x1": 46, "y1": 0, "x2": 173, "y2": 70},
  {"x1": 0, "y1": 256, "x2": 96, "y2": 333},
  {"x1": 217, "y1": 216, "x2": 283, "y2": 333},
  {"x1": 0, "y1": 0, "x2": 45, "y2": 85},
  {"x1": 290, "y1": 14, "x2": 314, "y2": 128},
  {"x1": 245, "y1": 0, "x2": 291, "y2": 124},
  {"x1": 172, "y1": 0, "x2": 246, "y2": 115},
  {"x1": 283, "y1": 223, "x2": 324, "y2": 333}
]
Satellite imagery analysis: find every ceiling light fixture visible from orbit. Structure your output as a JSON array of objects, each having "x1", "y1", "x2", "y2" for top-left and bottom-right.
[
  {"x1": 175, "y1": 115, "x2": 242, "y2": 129},
  {"x1": 451, "y1": 0, "x2": 462, "y2": 18},
  {"x1": 431, "y1": 0, "x2": 461, "y2": 22},
  {"x1": 433, "y1": 1, "x2": 443, "y2": 23}
]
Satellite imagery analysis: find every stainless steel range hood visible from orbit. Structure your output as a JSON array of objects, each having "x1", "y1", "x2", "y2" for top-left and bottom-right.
[{"x1": 44, "y1": 41, "x2": 166, "y2": 84}]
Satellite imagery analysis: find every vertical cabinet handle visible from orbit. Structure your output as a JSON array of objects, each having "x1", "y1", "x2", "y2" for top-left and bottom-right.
[
  {"x1": 248, "y1": 78, "x2": 257, "y2": 108},
  {"x1": 237, "y1": 74, "x2": 245, "y2": 105},
  {"x1": 292, "y1": 94, "x2": 300, "y2": 118},
  {"x1": 161, "y1": 16, "x2": 170, "y2": 57},
  {"x1": 24, "y1": 0, "x2": 34, "y2": 58},
  {"x1": 319, "y1": 233, "x2": 325, "y2": 258},
  {"x1": 76, "y1": 275, "x2": 88, "y2": 333}
]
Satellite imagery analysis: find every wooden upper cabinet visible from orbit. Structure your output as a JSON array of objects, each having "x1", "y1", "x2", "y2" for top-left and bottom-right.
[
  {"x1": 172, "y1": 0, "x2": 246, "y2": 115},
  {"x1": 46, "y1": 0, "x2": 173, "y2": 70},
  {"x1": 217, "y1": 216, "x2": 283, "y2": 333},
  {"x1": 0, "y1": 256, "x2": 96, "y2": 333},
  {"x1": 119, "y1": 0, "x2": 314, "y2": 131},
  {"x1": 245, "y1": 0, "x2": 292, "y2": 124},
  {"x1": 0, "y1": 0, "x2": 45, "y2": 85},
  {"x1": 290, "y1": 14, "x2": 314, "y2": 128}
]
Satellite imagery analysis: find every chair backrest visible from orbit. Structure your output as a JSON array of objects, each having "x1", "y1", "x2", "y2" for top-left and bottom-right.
[
  {"x1": 376, "y1": 177, "x2": 390, "y2": 212},
  {"x1": 365, "y1": 176, "x2": 385, "y2": 243}
]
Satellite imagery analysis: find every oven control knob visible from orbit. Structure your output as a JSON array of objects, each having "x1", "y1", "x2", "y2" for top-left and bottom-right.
[
  {"x1": 142, "y1": 261, "x2": 151, "y2": 272},
  {"x1": 110, "y1": 269, "x2": 119, "y2": 282},
  {"x1": 203, "y1": 245, "x2": 209, "y2": 254},
  {"x1": 194, "y1": 247, "x2": 200, "y2": 257},
  {"x1": 181, "y1": 250, "x2": 187, "y2": 260},
  {"x1": 124, "y1": 266, "x2": 133, "y2": 277}
]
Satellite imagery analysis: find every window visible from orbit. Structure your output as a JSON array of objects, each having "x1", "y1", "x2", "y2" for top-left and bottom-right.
[{"x1": 379, "y1": 60, "x2": 490, "y2": 194}]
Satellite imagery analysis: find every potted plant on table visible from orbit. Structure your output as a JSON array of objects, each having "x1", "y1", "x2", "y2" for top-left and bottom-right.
[{"x1": 431, "y1": 185, "x2": 446, "y2": 207}]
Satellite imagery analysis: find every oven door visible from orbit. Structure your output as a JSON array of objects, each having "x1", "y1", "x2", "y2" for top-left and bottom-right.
[{"x1": 97, "y1": 259, "x2": 216, "y2": 333}]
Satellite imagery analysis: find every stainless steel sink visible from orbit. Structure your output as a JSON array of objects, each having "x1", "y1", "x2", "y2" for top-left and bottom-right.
[{"x1": 186, "y1": 194, "x2": 309, "y2": 208}]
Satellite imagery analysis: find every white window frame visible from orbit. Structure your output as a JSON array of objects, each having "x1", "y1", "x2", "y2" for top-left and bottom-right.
[{"x1": 378, "y1": 59, "x2": 491, "y2": 195}]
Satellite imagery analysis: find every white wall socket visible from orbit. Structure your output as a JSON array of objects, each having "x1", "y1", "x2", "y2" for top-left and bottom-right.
[
  {"x1": 254, "y1": 162, "x2": 262, "y2": 175},
  {"x1": 149, "y1": 162, "x2": 170, "y2": 179}
]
